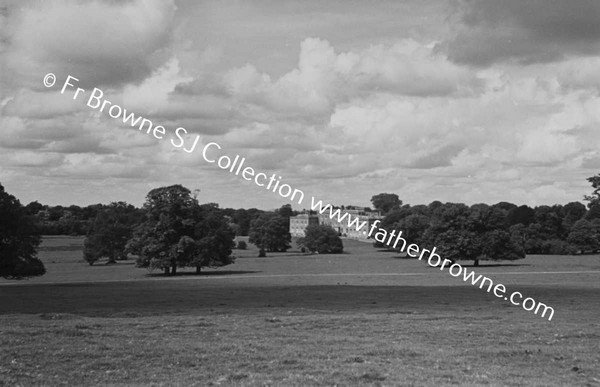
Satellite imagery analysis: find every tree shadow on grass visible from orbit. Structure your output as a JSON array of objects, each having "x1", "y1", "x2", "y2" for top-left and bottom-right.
[
  {"x1": 389, "y1": 254, "x2": 531, "y2": 267},
  {"x1": 389, "y1": 254, "x2": 416, "y2": 259},
  {"x1": 262, "y1": 252, "x2": 350, "y2": 258},
  {"x1": 87, "y1": 260, "x2": 135, "y2": 266},
  {"x1": 199, "y1": 270, "x2": 262, "y2": 276},
  {"x1": 460, "y1": 263, "x2": 532, "y2": 268},
  {"x1": 144, "y1": 270, "x2": 261, "y2": 278},
  {"x1": 422, "y1": 262, "x2": 531, "y2": 268}
]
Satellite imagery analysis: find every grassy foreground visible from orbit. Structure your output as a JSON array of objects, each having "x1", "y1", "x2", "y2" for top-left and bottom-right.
[
  {"x1": 0, "y1": 237, "x2": 599, "y2": 386},
  {"x1": 2, "y1": 283, "x2": 599, "y2": 386}
]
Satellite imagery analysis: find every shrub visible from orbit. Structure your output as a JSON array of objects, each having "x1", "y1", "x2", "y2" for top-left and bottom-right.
[
  {"x1": 298, "y1": 224, "x2": 344, "y2": 254},
  {"x1": 237, "y1": 240, "x2": 247, "y2": 250}
]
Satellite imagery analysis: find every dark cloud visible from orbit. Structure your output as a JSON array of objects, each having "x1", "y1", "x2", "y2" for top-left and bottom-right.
[
  {"x1": 3, "y1": 0, "x2": 176, "y2": 90},
  {"x1": 444, "y1": 0, "x2": 600, "y2": 66},
  {"x1": 42, "y1": 139, "x2": 113, "y2": 155},
  {"x1": 582, "y1": 156, "x2": 600, "y2": 169},
  {"x1": 173, "y1": 78, "x2": 231, "y2": 98},
  {"x1": 406, "y1": 144, "x2": 464, "y2": 169}
]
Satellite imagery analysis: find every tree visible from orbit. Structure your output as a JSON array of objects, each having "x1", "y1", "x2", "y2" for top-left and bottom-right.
[
  {"x1": 563, "y1": 202, "x2": 587, "y2": 230},
  {"x1": 278, "y1": 204, "x2": 296, "y2": 219},
  {"x1": 380, "y1": 206, "x2": 413, "y2": 229},
  {"x1": 248, "y1": 213, "x2": 291, "y2": 255},
  {"x1": 370, "y1": 193, "x2": 402, "y2": 215},
  {"x1": 584, "y1": 173, "x2": 600, "y2": 209},
  {"x1": 0, "y1": 183, "x2": 45, "y2": 279},
  {"x1": 298, "y1": 224, "x2": 344, "y2": 254},
  {"x1": 480, "y1": 229, "x2": 525, "y2": 263},
  {"x1": 393, "y1": 213, "x2": 430, "y2": 246},
  {"x1": 507, "y1": 205, "x2": 535, "y2": 226},
  {"x1": 190, "y1": 204, "x2": 236, "y2": 273},
  {"x1": 433, "y1": 229, "x2": 481, "y2": 264},
  {"x1": 25, "y1": 201, "x2": 44, "y2": 216},
  {"x1": 227, "y1": 208, "x2": 264, "y2": 236},
  {"x1": 493, "y1": 201, "x2": 517, "y2": 213},
  {"x1": 469, "y1": 204, "x2": 509, "y2": 233},
  {"x1": 533, "y1": 205, "x2": 567, "y2": 240},
  {"x1": 423, "y1": 202, "x2": 525, "y2": 266},
  {"x1": 83, "y1": 202, "x2": 142, "y2": 265},
  {"x1": 567, "y1": 219, "x2": 599, "y2": 253},
  {"x1": 127, "y1": 185, "x2": 235, "y2": 275}
]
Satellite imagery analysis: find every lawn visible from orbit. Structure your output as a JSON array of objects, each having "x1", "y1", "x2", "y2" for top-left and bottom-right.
[{"x1": 0, "y1": 237, "x2": 599, "y2": 386}]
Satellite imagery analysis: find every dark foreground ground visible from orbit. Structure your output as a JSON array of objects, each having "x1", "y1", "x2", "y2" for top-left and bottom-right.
[{"x1": 0, "y1": 237, "x2": 599, "y2": 386}]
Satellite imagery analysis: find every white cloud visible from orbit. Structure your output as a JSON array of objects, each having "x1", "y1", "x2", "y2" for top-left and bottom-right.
[
  {"x1": 2, "y1": 2, "x2": 599, "y2": 209},
  {"x1": 122, "y1": 58, "x2": 192, "y2": 113},
  {"x1": 222, "y1": 37, "x2": 481, "y2": 118}
]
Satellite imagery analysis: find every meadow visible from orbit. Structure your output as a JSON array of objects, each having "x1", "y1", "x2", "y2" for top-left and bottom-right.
[{"x1": 0, "y1": 236, "x2": 599, "y2": 386}]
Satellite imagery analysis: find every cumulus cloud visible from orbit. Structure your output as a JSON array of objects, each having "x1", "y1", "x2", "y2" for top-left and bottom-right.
[
  {"x1": 444, "y1": 0, "x2": 600, "y2": 66},
  {"x1": 222, "y1": 37, "x2": 481, "y2": 118},
  {"x1": 3, "y1": 0, "x2": 176, "y2": 90},
  {"x1": 2, "y1": 1, "x2": 599, "y2": 208}
]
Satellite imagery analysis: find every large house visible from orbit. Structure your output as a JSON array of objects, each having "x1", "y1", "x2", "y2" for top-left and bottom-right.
[
  {"x1": 289, "y1": 213, "x2": 319, "y2": 237},
  {"x1": 289, "y1": 206, "x2": 382, "y2": 240}
]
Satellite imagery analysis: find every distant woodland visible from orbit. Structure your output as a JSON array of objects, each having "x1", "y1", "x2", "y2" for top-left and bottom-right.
[{"x1": 21, "y1": 173, "x2": 600, "y2": 256}]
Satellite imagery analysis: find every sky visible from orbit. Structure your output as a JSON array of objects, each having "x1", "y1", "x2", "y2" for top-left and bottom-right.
[{"x1": 1, "y1": 0, "x2": 600, "y2": 210}]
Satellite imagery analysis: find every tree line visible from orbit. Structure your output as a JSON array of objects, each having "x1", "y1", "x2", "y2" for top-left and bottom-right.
[
  {"x1": 2, "y1": 174, "x2": 600, "y2": 279},
  {"x1": 23, "y1": 200, "x2": 267, "y2": 237},
  {"x1": 369, "y1": 188, "x2": 600, "y2": 266}
]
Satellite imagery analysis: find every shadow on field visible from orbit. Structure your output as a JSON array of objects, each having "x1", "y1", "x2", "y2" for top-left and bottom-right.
[
  {"x1": 419, "y1": 262, "x2": 532, "y2": 268},
  {"x1": 1, "y1": 281, "x2": 597, "y2": 322},
  {"x1": 38, "y1": 246, "x2": 86, "y2": 252},
  {"x1": 460, "y1": 263, "x2": 532, "y2": 268},
  {"x1": 145, "y1": 270, "x2": 261, "y2": 278},
  {"x1": 389, "y1": 254, "x2": 532, "y2": 267}
]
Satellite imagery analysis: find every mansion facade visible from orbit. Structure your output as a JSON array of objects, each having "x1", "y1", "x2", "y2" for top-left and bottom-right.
[{"x1": 289, "y1": 206, "x2": 382, "y2": 240}]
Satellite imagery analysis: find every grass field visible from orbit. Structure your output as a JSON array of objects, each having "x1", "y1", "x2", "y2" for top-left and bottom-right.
[{"x1": 1, "y1": 236, "x2": 599, "y2": 386}]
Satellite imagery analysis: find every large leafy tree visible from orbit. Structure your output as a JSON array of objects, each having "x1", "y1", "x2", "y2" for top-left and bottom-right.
[
  {"x1": 584, "y1": 174, "x2": 600, "y2": 209},
  {"x1": 480, "y1": 229, "x2": 525, "y2": 262},
  {"x1": 83, "y1": 202, "x2": 143, "y2": 265},
  {"x1": 248, "y1": 213, "x2": 291, "y2": 256},
  {"x1": 224, "y1": 208, "x2": 264, "y2": 236},
  {"x1": 567, "y1": 219, "x2": 599, "y2": 253},
  {"x1": 392, "y1": 213, "x2": 430, "y2": 246},
  {"x1": 0, "y1": 183, "x2": 45, "y2": 279},
  {"x1": 190, "y1": 204, "x2": 235, "y2": 273},
  {"x1": 463, "y1": 204, "x2": 524, "y2": 265},
  {"x1": 298, "y1": 224, "x2": 344, "y2": 254},
  {"x1": 584, "y1": 174, "x2": 600, "y2": 220},
  {"x1": 278, "y1": 204, "x2": 297, "y2": 219},
  {"x1": 418, "y1": 202, "x2": 524, "y2": 266},
  {"x1": 562, "y1": 202, "x2": 587, "y2": 230},
  {"x1": 507, "y1": 205, "x2": 536, "y2": 226},
  {"x1": 534, "y1": 205, "x2": 566, "y2": 240},
  {"x1": 432, "y1": 228, "x2": 481, "y2": 264},
  {"x1": 370, "y1": 193, "x2": 402, "y2": 215},
  {"x1": 127, "y1": 185, "x2": 235, "y2": 275}
]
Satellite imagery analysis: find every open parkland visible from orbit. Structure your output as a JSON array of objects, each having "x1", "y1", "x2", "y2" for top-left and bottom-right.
[{"x1": 0, "y1": 236, "x2": 599, "y2": 386}]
